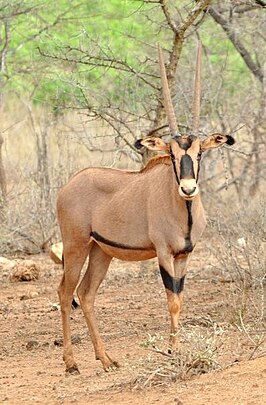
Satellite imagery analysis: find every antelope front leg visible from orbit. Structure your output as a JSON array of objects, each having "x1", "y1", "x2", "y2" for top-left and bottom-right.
[
  {"x1": 77, "y1": 243, "x2": 118, "y2": 372},
  {"x1": 158, "y1": 253, "x2": 190, "y2": 353}
]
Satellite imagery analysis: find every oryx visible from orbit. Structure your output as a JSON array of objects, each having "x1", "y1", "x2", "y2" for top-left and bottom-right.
[{"x1": 57, "y1": 43, "x2": 235, "y2": 373}]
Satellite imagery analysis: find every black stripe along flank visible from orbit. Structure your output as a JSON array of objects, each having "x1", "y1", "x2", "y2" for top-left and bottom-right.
[
  {"x1": 91, "y1": 231, "x2": 149, "y2": 251},
  {"x1": 160, "y1": 266, "x2": 186, "y2": 294}
]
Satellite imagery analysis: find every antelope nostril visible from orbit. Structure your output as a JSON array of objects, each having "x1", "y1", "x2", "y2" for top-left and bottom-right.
[{"x1": 181, "y1": 187, "x2": 196, "y2": 196}]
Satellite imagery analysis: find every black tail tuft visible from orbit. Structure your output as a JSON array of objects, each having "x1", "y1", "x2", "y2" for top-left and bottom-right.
[{"x1": 71, "y1": 298, "x2": 79, "y2": 309}]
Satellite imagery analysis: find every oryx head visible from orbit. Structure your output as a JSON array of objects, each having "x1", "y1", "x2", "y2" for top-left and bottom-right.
[{"x1": 135, "y1": 43, "x2": 235, "y2": 201}]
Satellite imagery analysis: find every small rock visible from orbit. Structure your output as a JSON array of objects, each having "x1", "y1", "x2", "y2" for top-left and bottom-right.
[
  {"x1": 50, "y1": 242, "x2": 63, "y2": 264},
  {"x1": 71, "y1": 335, "x2": 82, "y2": 345},
  {"x1": 26, "y1": 340, "x2": 39, "y2": 350},
  {"x1": 50, "y1": 303, "x2": 60, "y2": 311},
  {"x1": 20, "y1": 291, "x2": 39, "y2": 300},
  {"x1": 0, "y1": 257, "x2": 16, "y2": 270},
  {"x1": 54, "y1": 335, "x2": 81, "y2": 347},
  {"x1": 54, "y1": 338, "x2": 63, "y2": 347}
]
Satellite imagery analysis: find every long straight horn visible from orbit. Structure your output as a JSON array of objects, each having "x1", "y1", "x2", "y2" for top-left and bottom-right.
[
  {"x1": 192, "y1": 42, "x2": 202, "y2": 137},
  {"x1": 158, "y1": 44, "x2": 179, "y2": 137}
]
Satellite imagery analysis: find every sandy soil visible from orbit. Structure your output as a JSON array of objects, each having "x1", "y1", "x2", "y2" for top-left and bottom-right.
[{"x1": 0, "y1": 251, "x2": 265, "y2": 405}]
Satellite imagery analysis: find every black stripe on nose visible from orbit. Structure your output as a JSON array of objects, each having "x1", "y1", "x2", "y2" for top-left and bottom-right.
[{"x1": 180, "y1": 154, "x2": 195, "y2": 179}]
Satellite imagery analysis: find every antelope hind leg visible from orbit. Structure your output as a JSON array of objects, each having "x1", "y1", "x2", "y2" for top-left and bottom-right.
[{"x1": 58, "y1": 243, "x2": 90, "y2": 374}]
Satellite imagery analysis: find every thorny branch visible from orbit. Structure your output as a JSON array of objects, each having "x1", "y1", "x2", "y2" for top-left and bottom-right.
[
  {"x1": 38, "y1": 46, "x2": 159, "y2": 91},
  {"x1": 208, "y1": 6, "x2": 264, "y2": 83}
]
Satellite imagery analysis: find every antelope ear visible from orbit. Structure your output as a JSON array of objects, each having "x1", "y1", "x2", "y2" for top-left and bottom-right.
[
  {"x1": 134, "y1": 136, "x2": 169, "y2": 151},
  {"x1": 200, "y1": 133, "x2": 235, "y2": 152}
]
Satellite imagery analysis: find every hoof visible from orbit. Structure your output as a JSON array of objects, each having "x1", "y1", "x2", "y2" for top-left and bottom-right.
[
  {"x1": 168, "y1": 346, "x2": 181, "y2": 356},
  {"x1": 104, "y1": 360, "x2": 120, "y2": 372},
  {"x1": 66, "y1": 365, "x2": 80, "y2": 375}
]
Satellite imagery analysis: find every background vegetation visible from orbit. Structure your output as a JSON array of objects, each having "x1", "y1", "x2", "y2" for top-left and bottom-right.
[
  {"x1": 0, "y1": 0, "x2": 265, "y2": 246},
  {"x1": 0, "y1": 0, "x2": 265, "y2": 380}
]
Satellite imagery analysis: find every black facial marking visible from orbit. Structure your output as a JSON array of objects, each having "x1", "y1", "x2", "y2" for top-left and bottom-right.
[
  {"x1": 91, "y1": 231, "x2": 149, "y2": 251},
  {"x1": 180, "y1": 154, "x2": 195, "y2": 179},
  {"x1": 196, "y1": 153, "x2": 202, "y2": 181},
  {"x1": 160, "y1": 265, "x2": 186, "y2": 294},
  {"x1": 170, "y1": 146, "x2": 180, "y2": 185},
  {"x1": 175, "y1": 135, "x2": 197, "y2": 151}
]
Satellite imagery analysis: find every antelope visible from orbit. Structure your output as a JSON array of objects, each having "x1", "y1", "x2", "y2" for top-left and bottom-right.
[{"x1": 57, "y1": 43, "x2": 235, "y2": 374}]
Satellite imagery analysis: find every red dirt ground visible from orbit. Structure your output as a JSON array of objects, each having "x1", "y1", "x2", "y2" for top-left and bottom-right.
[{"x1": 0, "y1": 249, "x2": 265, "y2": 405}]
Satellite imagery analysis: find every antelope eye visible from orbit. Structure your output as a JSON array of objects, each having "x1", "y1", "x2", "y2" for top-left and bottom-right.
[{"x1": 197, "y1": 153, "x2": 202, "y2": 161}]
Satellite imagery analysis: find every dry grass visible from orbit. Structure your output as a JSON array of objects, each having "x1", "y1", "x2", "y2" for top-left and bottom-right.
[
  {"x1": 1, "y1": 102, "x2": 265, "y2": 391},
  {"x1": 208, "y1": 199, "x2": 265, "y2": 326},
  {"x1": 132, "y1": 320, "x2": 227, "y2": 388}
]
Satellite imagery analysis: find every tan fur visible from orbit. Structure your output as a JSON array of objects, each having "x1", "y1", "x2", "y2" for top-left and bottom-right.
[
  {"x1": 140, "y1": 155, "x2": 171, "y2": 173},
  {"x1": 57, "y1": 139, "x2": 206, "y2": 373},
  {"x1": 56, "y1": 43, "x2": 234, "y2": 373}
]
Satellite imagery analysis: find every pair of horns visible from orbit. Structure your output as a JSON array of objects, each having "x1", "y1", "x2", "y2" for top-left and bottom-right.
[{"x1": 158, "y1": 42, "x2": 202, "y2": 137}]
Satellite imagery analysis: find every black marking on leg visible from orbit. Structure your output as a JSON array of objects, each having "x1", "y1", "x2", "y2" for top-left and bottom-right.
[
  {"x1": 160, "y1": 266, "x2": 186, "y2": 294},
  {"x1": 91, "y1": 231, "x2": 150, "y2": 251}
]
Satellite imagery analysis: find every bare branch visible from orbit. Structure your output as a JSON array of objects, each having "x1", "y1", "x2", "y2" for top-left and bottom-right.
[
  {"x1": 0, "y1": 20, "x2": 10, "y2": 74},
  {"x1": 38, "y1": 46, "x2": 159, "y2": 91},
  {"x1": 159, "y1": 0, "x2": 178, "y2": 32},
  {"x1": 208, "y1": 6, "x2": 264, "y2": 83},
  {"x1": 152, "y1": 0, "x2": 211, "y2": 131},
  {"x1": 12, "y1": 8, "x2": 74, "y2": 55}
]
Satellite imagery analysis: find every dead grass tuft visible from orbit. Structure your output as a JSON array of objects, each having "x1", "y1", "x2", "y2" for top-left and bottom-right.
[
  {"x1": 134, "y1": 322, "x2": 223, "y2": 388},
  {"x1": 10, "y1": 260, "x2": 40, "y2": 282}
]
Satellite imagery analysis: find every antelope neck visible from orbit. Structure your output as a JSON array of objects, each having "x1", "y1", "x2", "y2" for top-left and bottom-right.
[{"x1": 175, "y1": 200, "x2": 194, "y2": 258}]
